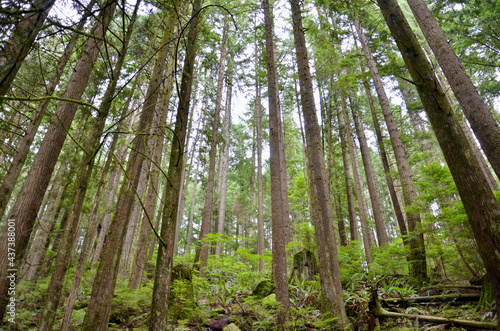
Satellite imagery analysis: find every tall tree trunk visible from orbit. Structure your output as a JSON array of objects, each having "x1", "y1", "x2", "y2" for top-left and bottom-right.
[
  {"x1": 406, "y1": 0, "x2": 500, "y2": 180},
  {"x1": 196, "y1": 18, "x2": 228, "y2": 276},
  {"x1": 148, "y1": 0, "x2": 200, "y2": 328},
  {"x1": 0, "y1": 0, "x2": 55, "y2": 96},
  {"x1": 263, "y1": 0, "x2": 291, "y2": 325},
  {"x1": 342, "y1": 96, "x2": 373, "y2": 263},
  {"x1": 129, "y1": 55, "x2": 176, "y2": 289},
  {"x1": 185, "y1": 133, "x2": 204, "y2": 255},
  {"x1": 91, "y1": 117, "x2": 135, "y2": 267},
  {"x1": 82, "y1": 2, "x2": 179, "y2": 328},
  {"x1": 119, "y1": 161, "x2": 148, "y2": 276},
  {"x1": 352, "y1": 16, "x2": 408, "y2": 243},
  {"x1": 376, "y1": 0, "x2": 500, "y2": 324},
  {"x1": 353, "y1": 6, "x2": 427, "y2": 283},
  {"x1": 19, "y1": 162, "x2": 66, "y2": 284},
  {"x1": 0, "y1": 0, "x2": 97, "y2": 221},
  {"x1": 174, "y1": 81, "x2": 199, "y2": 254},
  {"x1": 0, "y1": 0, "x2": 118, "y2": 321},
  {"x1": 289, "y1": 0, "x2": 349, "y2": 327},
  {"x1": 350, "y1": 100, "x2": 389, "y2": 246},
  {"x1": 324, "y1": 82, "x2": 348, "y2": 247},
  {"x1": 255, "y1": 24, "x2": 265, "y2": 271},
  {"x1": 215, "y1": 70, "x2": 233, "y2": 258}
]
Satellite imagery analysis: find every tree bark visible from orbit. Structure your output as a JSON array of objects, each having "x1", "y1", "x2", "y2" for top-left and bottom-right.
[
  {"x1": 350, "y1": 100, "x2": 390, "y2": 247},
  {"x1": 215, "y1": 69, "x2": 232, "y2": 258},
  {"x1": 185, "y1": 134, "x2": 203, "y2": 255},
  {"x1": 342, "y1": 95, "x2": 373, "y2": 263},
  {"x1": 352, "y1": 24, "x2": 409, "y2": 242},
  {"x1": 129, "y1": 55, "x2": 176, "y2": 289},
  {"x1": 289, "y1": 0, "x2": 349, "y2": 327},
  {"x1": 263, "y1": 0, "x2": 291, "y2": 326},
  {"x1": 196, "y1": 17, "x2": 228, "y2": 276},
  {"x1": 19, "y1": 162, "x2": 66, "y2": 284},
  {"x1": 255, "y1": 24, "x2": 265, "y2": 271},
  {"x1": 406, "y1": 0, "x2": 500, "y2": 180},
  {"x1": 148, "y1": 0, "x2": 200, "y2": 328},
  {"x1": 376, "y1": 0, "x2": 500, "y2": 325},
  {"x1": 60, "y1": 128, "x2": 120, "y2": 331}
]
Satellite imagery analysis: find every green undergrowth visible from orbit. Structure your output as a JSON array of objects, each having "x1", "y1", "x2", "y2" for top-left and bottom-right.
[{"x1": 7, "y1": 238, "x2": 497, "y2": 330}]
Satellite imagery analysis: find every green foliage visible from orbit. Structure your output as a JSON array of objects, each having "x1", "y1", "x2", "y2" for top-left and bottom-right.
[
  {"x1": 286, "y1": 221, "x2": 316, "y2": 255},
  {"x1": 371, "y1": 239, "x2": 409, "y2": 276},
  {"x1": 109, "y1": 279, "x2": 152, "y2": 325},
  {"x1": 337, "y1": 241, "x2": 367, "y2": 285}
]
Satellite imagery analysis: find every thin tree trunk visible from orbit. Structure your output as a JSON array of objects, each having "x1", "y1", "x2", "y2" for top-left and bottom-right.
[
  {"x1": 325, "y1": 82, "x2": 348, "y2": 247},
  {"x1": 352, "y1": 19, "x2": 408, "y2": 243},
  {"x1": 399, "y1": 79, "x2": 437, "y2": 162},
  {"x1": 215, "y1": 70, "x2": 232, "y2": 258},
  {"x1": 289, "y1": 0, "x2": 349, "y2": 326},
  {"x1": 353, "y1": 6, "x2": 427, "y2": 282},
  {"x1": 196, "y1": 18, "x2": 228, "y2": 276},
  {"x1": 350, "y1": 100, "x2": 389, "y2": 246},
  {"x1": 329, "y1": 50, "x2": 359, "y2": 243},
  {"x1": 148, "y1": 0, "x2": 200, "y2": 328},
  {"x1": 263, "y1": 0, "x2": 291, "y2": 325},
  {"x1": 342, "y1": 97, "x2": 373, "y2": 262},
  {"x1": 406, "y1": 0, "x2": 500, "y2": 180},
  {"x1": 185, "y1": 134, "x2": 203, "y2": 255},
  {"x1": 255, "y1": 23, "x2": 265, "y2": 271},
  {"x1": 119, "y1": 161, "x2": 148, "y2": 276},
  {"x1": 376, "y1": 0, "x2": 500, "y2": 324}
]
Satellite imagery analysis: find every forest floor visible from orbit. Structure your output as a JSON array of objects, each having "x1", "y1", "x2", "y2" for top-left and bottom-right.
[{"x1": 10, "y1": 255, "x2": 498, "y2": 330}]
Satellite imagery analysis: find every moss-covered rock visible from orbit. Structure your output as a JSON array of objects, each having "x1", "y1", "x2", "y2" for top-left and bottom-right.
[
  {"x1": 223, "y1": 323, "x2": 241, "y2": 331},
  {"x1": 262, "y1": 293, "x2": 277, "y2": 309},
  {"x1": 252, "y1": 278, "x2": 275, "y2": 297}
]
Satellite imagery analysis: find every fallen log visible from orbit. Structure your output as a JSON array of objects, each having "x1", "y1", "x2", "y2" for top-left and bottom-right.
[
  {"x1": 383, "y1": 293, "x2": 480, "y2": 305},
  {"x1": 370, "y1": 287, "x2": 496, "y2": 330},
  {"x1": 421, "y1": 285, "x2": 482, "y2": 292}
]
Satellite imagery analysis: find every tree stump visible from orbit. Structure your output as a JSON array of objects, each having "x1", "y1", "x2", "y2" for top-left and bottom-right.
[
  {"x1": 477, "y1": 279, "x2": 494, "y2": 312},
  {"x1": 169, "y1": 264, "x2": 195, "y2": 320},
  {"x1": 289, "y1": 250, "x2": 318, "y2": 283}
]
